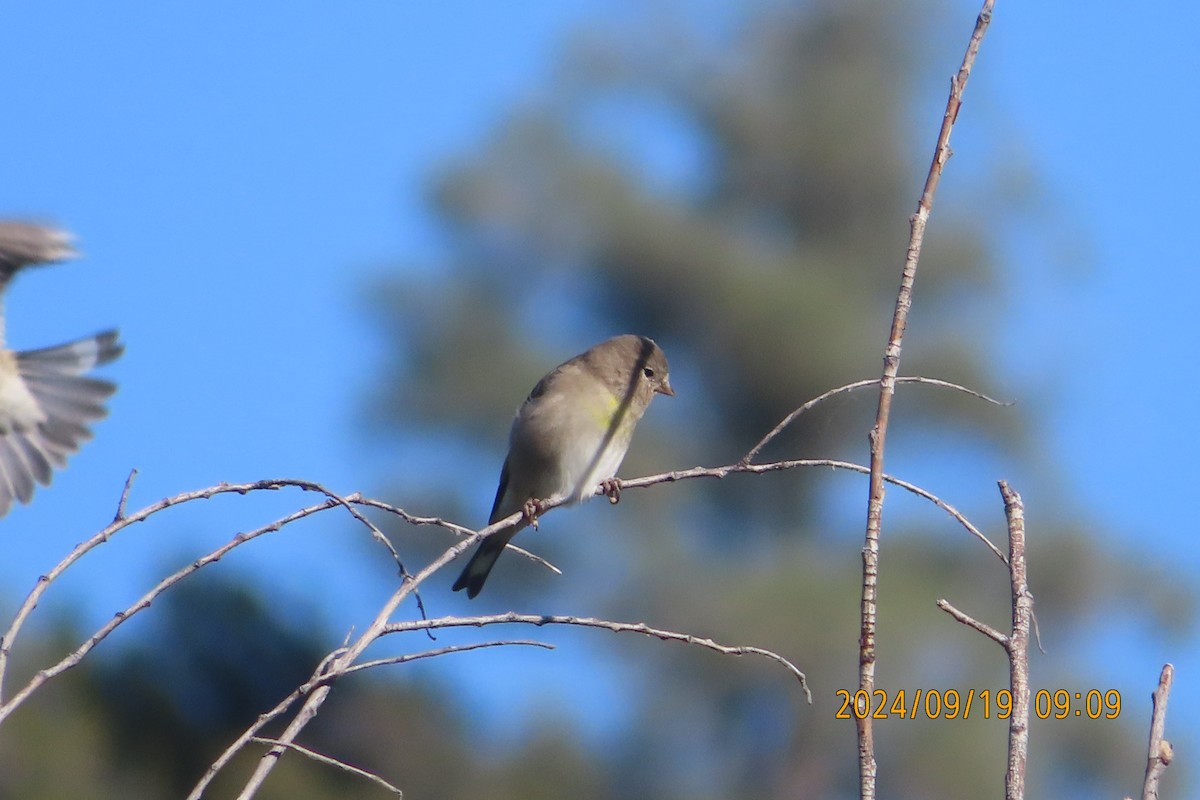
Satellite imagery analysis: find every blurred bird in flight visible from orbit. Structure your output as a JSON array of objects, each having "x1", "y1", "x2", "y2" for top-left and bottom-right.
[{"x1": 0, "y1": 221, "x2": 123, "y2": 517}]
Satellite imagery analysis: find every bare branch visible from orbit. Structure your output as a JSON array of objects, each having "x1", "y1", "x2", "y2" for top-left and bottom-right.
[
  {"x1": 856, "y1": 1, "x2": 996, "y2": 795},
  {"x1": 209, "y1": 512, "x2": 814, "y2": 800},
  {"x1": 114, "y1": 467, "x2": 138, "y2": 521},
  {"x1": 312, "y1": 489, "x2": 433, "y2": 625},
  {"x1": 188, "y1": 648, "x2": 351, "y2": 800},
  {"x1": 1139, "y1": 663, "x2": 1175, "y2": 800},
  {"x1": 352, "y1": 496, "x2": 562, "y2": 574},
  {"x1": 382, "y1": 613, "x2": 811, "y2": 702},
  {"x1": 0, "y1": 498, "x2": 341, "y2": 723},
  {"x1": 0, "y1": 479, "x2": 403, "y2": 713},
  {"x1": 999, "y1": 481, "x2": 1032, "y2": 800},
  {"x1": 347, "y1": 640, "x2": 555, "y2": 675},
  {"x1": 4, "y1": 450, "x2": 990, "y2": 742},
  {"x1": 1, "y1": 400, "x2": 1002, "y2": 793},
  {"x1": 620, "y1": 459, "x2": 1005, "y2": 563},
  {"x1": 193, "y1": 445, "x2": 1013, "y2": 796},
  {"x1": 742, "y1": 376, "x2": 1010, "y2": 465},
  {"x1": 366, "y1": 454, "x2": 1004, "y2": 568},
  {"x1": 936, "y1": 598, "x2": 1007, "y2": 646},
  {"x1": 214, "y1": 525, "x2": 484, "y2": 799},
  {"x1": 188, "y1": 644, "x2": 357, "y2": 800},
  {"x1": 248, "y1": 738, "x2": 404, "y2": 796}
]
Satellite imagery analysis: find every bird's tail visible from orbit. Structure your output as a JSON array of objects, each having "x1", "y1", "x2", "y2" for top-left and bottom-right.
[
  {"x1": 0, "y1": 330, "x2": 123, "y2": 515},
  {"x1": 452, "y1": 523, "x2": 521, "y2": 599}
]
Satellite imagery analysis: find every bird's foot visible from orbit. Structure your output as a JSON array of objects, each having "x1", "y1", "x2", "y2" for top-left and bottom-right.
[
  {"x1": 600, "y1": 477, "x2": 622, "y2": 505},
  {"x1": 522, "y1": 497, "x2": 547, "y2": 529}
]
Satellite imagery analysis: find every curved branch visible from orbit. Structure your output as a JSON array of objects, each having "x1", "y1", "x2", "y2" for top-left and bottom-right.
[
  {"x1": 743, "y1": 376, "x2": 1010, "y2": 465},
  {"x1": 383, "y1": 612, "x2": 812, "y2": 701},
  {"x1": 0, "y1": 478, "x2": 404, "y2": 709},
  {"x1": 0, "y1": 498, "x2": 341, "y2": 723},
  {"x1": 618, "y1": 459, "x2": 1005, "y2": 563}
]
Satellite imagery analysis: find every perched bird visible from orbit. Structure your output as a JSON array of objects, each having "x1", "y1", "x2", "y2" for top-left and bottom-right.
[
  {"x1": 453, "y1": 334, "x2": 674, "y2": 598},
  {"x1": 0, "y1": 221, "x2": 124, "y2": 517}
]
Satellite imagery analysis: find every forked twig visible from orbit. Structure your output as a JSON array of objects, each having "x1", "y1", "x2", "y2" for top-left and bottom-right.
[
  {"x1": 938, "y1": 481, "x2": 1031, "y2": 800},
  {"x1": 248, "y1": 738, "x2": 403, "y2": 796}
]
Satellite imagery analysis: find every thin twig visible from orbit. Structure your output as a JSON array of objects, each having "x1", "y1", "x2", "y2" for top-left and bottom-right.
[
  {"x1": 382, "y1": 613, "x2": 811, "y2": 702},
  {"x1": 1139, "y1": 663, "x2": 1175, "y2": 800},
  {"x1": 114, "y1": 467, "x2": 138, "y2": 521},
  {"x1": 0, "y1": 498, "x2": 342, "y2": 723},
  {"x1": 938, "y1": 481, "x2": 1031, "y2": 799},
  {"x1": 310, "y1": 489, "x2": 432, "y2": 625},
  {"x1": 249, "y1": 738, "x2": 404, "y2": 796},
  {"x1": 856, "y1": 2, "x2": 995, "y2": 796},
  {"x1": 352, "y1": 496, "x2": 562, "y2": 574},
  {"x1": 0, "y1": 479, "x2": 405, "y2": 711},
  {"x1": 742, "y1": 376, "x2": 1009, "y2": 465},
  {"x1": 346, "y1": 640, "x2": 556, "y2": 675},
  {"x1": 620, "y1": 460, "x2": 1005, "y2": 563},
  {"x1": 189, "y1": 649, "x2": 363, "y2": 800},
  {"x1": 936, "y1": 598, "x2": 1007, "y2": 646}
]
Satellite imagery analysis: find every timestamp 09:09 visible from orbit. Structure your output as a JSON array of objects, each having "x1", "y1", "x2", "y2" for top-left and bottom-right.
[{"x1": 834, "y1": 688, "x2": 1122, "y2": 721}]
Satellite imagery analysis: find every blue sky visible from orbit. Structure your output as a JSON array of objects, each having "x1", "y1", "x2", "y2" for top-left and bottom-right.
[{"x1": 1, "y1": 0, "x2": 1197, "y2": 777}]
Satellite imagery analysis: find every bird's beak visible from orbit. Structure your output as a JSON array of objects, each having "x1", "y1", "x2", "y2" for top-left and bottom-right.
[{"x1": 656, "y1": 379, "x2": 675, "y2": 397}]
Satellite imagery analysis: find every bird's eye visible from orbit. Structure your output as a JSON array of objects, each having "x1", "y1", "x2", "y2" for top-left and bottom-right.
[{"x1": 643, "y1": 367, "x2": 655, "y2": 379}]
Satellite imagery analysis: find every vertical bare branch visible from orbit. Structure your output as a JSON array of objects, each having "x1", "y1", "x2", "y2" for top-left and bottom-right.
[
  {"x1": 857, "y1": 1, "x2": 995, "y2": 796},
  {"x1": 937, "y1": 481, "x2": 1032, "y2": 799},
  {"x1": 1140, "y1": 663, "x2": 1175, "y2": 800},
  {"x1": 999, "y1": 481, "x2": 1031, "y2": 800}
]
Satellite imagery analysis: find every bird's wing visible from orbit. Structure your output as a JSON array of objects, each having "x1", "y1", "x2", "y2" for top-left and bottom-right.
[
  {"x1": 0, "y1": 330, "x2": 122, "y2": 516},
  {"x1": 487, "y1": 456, "x2": 513, "y2": 525}
]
